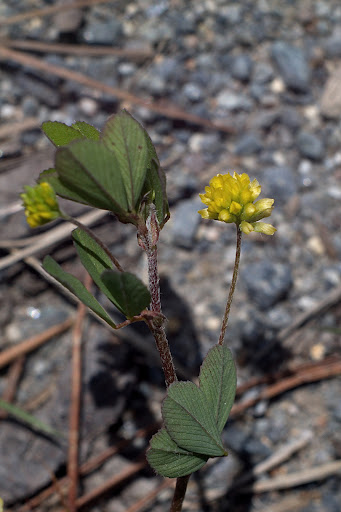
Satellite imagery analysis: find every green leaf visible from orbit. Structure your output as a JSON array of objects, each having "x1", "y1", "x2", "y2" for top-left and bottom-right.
[
  {"x1": 0, "y1": 399, "x2": 62, "y2": 438},
  {"x1": 39, "y1": 168, "x2": 98, "y2": 206},
  {"x1": 147, "y1": 428, "x2": 208, "y2": 478},
  {"x1": 199, "y1": 345, "x2": 237, "y2": 433},
  {"x1": 42, "y1": 120, "x2": 100, "y2": 147},
  {"x1": 55, "y1": 139, "x2": 129, "y2": 214},
  {"x1": 142, "y1": 129, "x2": 169, "y2": 226},
  {"x1": 42, "y1": 255, "x2": 116, "y2": 328},
  {"x1": 162, "y1": 382, "x2": 227, "y2": 457},
  {"x1": 42, "y1": 121, "x2": 86, "y2": 147},
  {"x1": 71, "y1": 121, "x2": 100, "y2": 140},
  {"x1": 101, "y1": 270, "x2": 151, "y2": 318},
  {"x1": 102, "y1": 110, "x2": 149, "y2": 209},
  {"x1": 72, "y1": 228, "x2": 122, "y2": 307},
  {"x1": 142, "y1": 157, "x2": 169, "y2": 227}
]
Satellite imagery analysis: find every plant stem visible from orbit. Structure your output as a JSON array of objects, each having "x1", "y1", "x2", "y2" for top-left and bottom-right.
[
  {"x1": 141, "y1": 213, "x2": 190, "y2": 512},
  {"x1": 218, "y1": 226, "x2": 242, "y2": 346},
  {"x1": 62, "y1": 213, "x2": 124, "y2": 272},
  {"x1": 142, "y1": 223, "x2": 191, "y2": 512},
  {"x1": 146, "y1": 242, "x2": 177, "y2": 387},
  {"x1": 170, "y1": 475, "x2": 191, "y2": 512}
]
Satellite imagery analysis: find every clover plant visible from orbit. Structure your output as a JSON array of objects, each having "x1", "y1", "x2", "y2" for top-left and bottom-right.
[{"x1": 21, "y1": 110, "x2": 276, "y2": 512}]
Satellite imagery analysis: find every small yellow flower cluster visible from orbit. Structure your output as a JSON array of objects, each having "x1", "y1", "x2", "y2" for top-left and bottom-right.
[
  {"x1": 198, "y1": 172, "x2": 276, "y2": 235},
  {"x1": 21, "y1": 182, "x2": 61, "y2": 228}
]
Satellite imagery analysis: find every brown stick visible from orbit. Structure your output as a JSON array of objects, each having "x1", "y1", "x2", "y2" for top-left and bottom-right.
[
  {"x1": 68, "y1": 274, "x2": 90, "y2": 511},
  {"x1": 277, "y1": 284, "x2": 341, "y2": 343},
  {"x1": 125, "y1": 479, "x2": 176, "y2": 512},
  {"x1": 230, "y1": 357, "x2": 341, "y2": 417},
  {"x1": 0, "y1": 317, "x2": 74, "y2": 369},
  {"x1": 0, "y1": 357, "x2": 25, "y2": 419},
  {"x1": 75, "y1": 460, "x2": 146, "y2": 509},
  {"x1": 0, "y1": 46, "x2": 235, "y2": 133},
  {"x1": 0, "y1": 117, "x2": 40, "y2": 140},
  {"x1": 229, "y1": 432, "x2": 312, "y2": 491},
  {"x1": 3, "y1": 39, "x2": 152, "y2": 60},
  {"x1": 0, "y1": 0, "x2": 108, "y2": 26},
  {"x1": 242, "y1": 459, "x2": 341, "y2": 493},
  {"x1": 0, "y1": 209, "x2": 106, "y2": 271},
  {"x1": 15, "y1": 425, "x2": 158, "y2": 512},
  {"x1": 235, "y1": 355, "x2": 341, "y2": 395}
]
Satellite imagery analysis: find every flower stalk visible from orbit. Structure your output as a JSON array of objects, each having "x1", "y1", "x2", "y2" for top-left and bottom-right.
[{"x1": 218, "y1": 226, "x2": 242, "y2": 345}]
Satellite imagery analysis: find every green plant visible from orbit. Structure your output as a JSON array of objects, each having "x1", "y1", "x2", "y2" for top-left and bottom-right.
[{"x1": 21, "y1": 110, "x2": 276, "y2": 511}]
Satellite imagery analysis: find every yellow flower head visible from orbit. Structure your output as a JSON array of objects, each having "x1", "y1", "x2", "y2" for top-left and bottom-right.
[
  {"x1": 21, "y1": 182, "x2": 61, "y2": 228},
  {"x1": 198, "y1": 172, "x2": 276, "y2": 235}
]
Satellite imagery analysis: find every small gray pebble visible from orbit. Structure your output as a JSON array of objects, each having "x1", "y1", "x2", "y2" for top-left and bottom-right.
[
  {"x1": 297, "y1": 132, "x2": 325, "y2": 161},
  {"x1": 271, "y1": 41, "x2": 311, "y2": 92}
]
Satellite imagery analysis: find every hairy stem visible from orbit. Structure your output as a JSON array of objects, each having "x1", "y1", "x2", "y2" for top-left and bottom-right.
[
  {"x1": 62, "y1": 213, "x2": 124, "y2": 272},
  {"x1": 147, "y1": 242, "x2": 188, "y2": 512},
  {"x1": 142, "y1": 219, "x2": 190, "y2": 512},
  {"x1": 146, "y1": 242, "x2": 177, "y2": 387},
  {"x1": 218, "y1": 226, "x2": 242, "y2": 346}
]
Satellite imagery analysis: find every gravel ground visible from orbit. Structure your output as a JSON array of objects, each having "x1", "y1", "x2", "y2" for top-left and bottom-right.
[{"x1": 0, "y1": 1, "x2": 341, "y2": 511}]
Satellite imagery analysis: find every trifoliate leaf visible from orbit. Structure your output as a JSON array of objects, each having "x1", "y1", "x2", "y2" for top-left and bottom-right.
[
  {"x1": 147, "y1": 427, "x2": 208, "y2": 478},
  {"x1": 199, "y1": 345, "x2": 237, "y2": 433},
  {"x1": 162, "y1": 381, "x2": 227, "y2": 457},
  {"x1": 101, "y1": 270, "x2": 151, "y2": 318},
  {"x1": 42, "y1": 255, "x2": 116, "y2": 328}
]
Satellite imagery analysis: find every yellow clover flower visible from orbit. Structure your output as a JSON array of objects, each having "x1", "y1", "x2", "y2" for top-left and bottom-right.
[
  {"x1": 198, "y1": 172, "x2": 276, "y2": 235},
  {"x1": 21, "y1": 182, "x2": 61, "y2": 228}
]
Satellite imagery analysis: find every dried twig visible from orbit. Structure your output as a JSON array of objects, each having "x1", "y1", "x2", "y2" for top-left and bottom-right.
[
  {"x1": 125, "y1": 479, "x2": 176, "y2": 512},
  {"x1": 0, "y1": 118, "x2": 40, "y2": 140},
  {"x1": 242, "y1": 459, "x2": 341, "y2": 493},
  {"x1": 68, "y1": 274, "x2": 90, "y2": 511},
  {"x1": 236, "y1": 355, "x2": 341, "y2": 396},
  {"x1": 0, "y1": 357, "x2": 25, "y2": 419},
  {"x1": 2, "y1": 39, "x2": 152, "y2": 60},
  {"x1": 0, "y1": 46, "x2": 235, "y2": 133},
  {"x1": 0, "y1": 0, "x2": 109, "y2": 26},
  {"x1": 75, "y1": 460, "x2": 146, "y2": 509},
  {"x1": 262, "y1": 495, "x2": 311, "y2": 512},
  {"x1": 230, "y1": 356, "x2": 341, "y2": 417},
  {"x1": 278, "y1": 284, "x2": 341, "y2": 344},
  {"x1": 0, "y1": 208, "x2": 107, "y2": 271},
  {"x1": 0, "y1": 317, "x2": 74, "y2": 369},
  {"x1": 229, "y1": 432, "x2": 313, "y2": 491},
  {"x1": 15, "y1": 425, "x2": 158, "y2": 512},
  {"x1": 0, "y1": 201, "x2": 23, "y2": 221}
]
